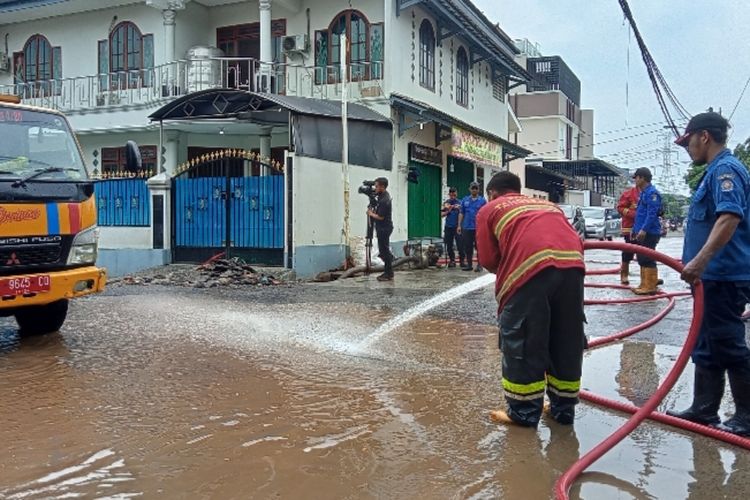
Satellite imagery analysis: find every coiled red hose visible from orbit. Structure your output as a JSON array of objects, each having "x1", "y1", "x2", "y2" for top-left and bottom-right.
[{"x1": 555, "y1": 241, "x2": 706, "y2": 500}]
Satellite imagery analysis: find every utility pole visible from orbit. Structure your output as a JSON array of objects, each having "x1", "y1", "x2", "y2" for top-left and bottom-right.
[{"x1": 341, "y1": 34, "x2": 351, "y2": 260}]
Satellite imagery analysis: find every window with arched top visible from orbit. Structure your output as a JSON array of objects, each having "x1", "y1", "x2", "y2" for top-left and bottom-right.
[
  {"x1": 97, "y1": 21, "x2": 154, "y2": 90},
  {"x1": 12, "y1": 34, "x2": 61, "y2": 97},
  {"x1": 314, "y1": 10, "x2": 384, "y2": 84},
  {"x1": 23, "y1": 35, "x2": 53, "y2": 82},
  {"x1": 419, "y1": 20, "x2": 435, "y2": 91},
  {"x1": 456, "y1": 47, "x2": 469, "y2": 107}
]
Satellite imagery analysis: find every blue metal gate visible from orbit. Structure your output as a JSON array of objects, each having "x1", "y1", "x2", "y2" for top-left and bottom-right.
[{"x1": 171, "y1": 149, "x2": 284, "y2": 264}]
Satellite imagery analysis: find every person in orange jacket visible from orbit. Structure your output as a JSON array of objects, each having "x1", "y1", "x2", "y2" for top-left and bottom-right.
[{"x1": 617, "y1": 183, "x2": 640, "y2": 284}]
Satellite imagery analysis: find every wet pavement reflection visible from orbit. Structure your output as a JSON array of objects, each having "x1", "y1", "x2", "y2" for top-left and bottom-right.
[{"x1": 0, "y1": 236, "x2": 748, "y2": 499}]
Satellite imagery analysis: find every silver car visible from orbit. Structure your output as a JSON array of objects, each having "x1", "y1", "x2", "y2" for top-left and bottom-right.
[{"x1": 581, "y1": 206, "x2": 621, "y2": 240}]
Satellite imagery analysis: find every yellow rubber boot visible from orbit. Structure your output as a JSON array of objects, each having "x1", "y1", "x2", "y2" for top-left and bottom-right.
[
  {"x1": 631, "y1": 267, "x2": 645, "y2": 293},
  {"x1": 620, "y1": 262, "x2": 630, "y2": 285},
  {"x1": 634, "y1": 267, "x2": 659, "y2": 295}
]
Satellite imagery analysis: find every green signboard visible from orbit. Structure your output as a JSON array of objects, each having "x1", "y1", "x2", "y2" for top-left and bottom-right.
[{"x1": 451, "y1": 126, "x2": 501, "y2": 168}]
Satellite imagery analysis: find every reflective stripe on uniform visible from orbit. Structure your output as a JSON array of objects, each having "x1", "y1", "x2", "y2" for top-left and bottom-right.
[
  {"x1": 502, "y1": 377, "x2": 546, "y2": 401},
  {"x1": 496, "y1": 249, "x2": 584, "y2": 306},
  {"x1": 494, "y1": 204, "x2": 561, "y2": 239},
  {"x1": 546, "y1": 374, "x2": 580, "y2": 398}
]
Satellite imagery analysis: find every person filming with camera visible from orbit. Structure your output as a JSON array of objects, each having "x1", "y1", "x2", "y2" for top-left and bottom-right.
[{"x1": 366, "y1": 177, "x2": 395, "y2": 282}]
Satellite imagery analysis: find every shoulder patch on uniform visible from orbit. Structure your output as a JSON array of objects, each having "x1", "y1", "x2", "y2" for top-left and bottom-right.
[
  {"x1": 718, "y1": 172, "x2": 736, "y2": 180},
  {"x1": 721, "y1": 179, "x2": 734, "y2": 192},
  {"x1": 651, "y1": 193, "x2": 658, "y2": 201}
]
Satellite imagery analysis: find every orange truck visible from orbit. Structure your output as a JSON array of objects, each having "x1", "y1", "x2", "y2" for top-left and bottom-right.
[{"x1": 0, "y1": 95, "x2": 139, "y2": 335}]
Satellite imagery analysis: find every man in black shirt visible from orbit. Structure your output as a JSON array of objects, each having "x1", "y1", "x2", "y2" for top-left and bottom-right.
[{"x1": 367, "y1": 177, "x2": 394, "y2": 281}]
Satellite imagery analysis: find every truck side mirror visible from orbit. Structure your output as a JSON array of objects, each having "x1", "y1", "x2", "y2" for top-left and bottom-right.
[{"x1": 124, "y1": 140, "x2": 142, "y2": 172}]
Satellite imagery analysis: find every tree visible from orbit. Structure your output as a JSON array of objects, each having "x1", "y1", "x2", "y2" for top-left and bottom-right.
[
  {"x1": 683, "y1": 136, "x2": 750, "y2": 194},
  {"x1": 684, "y1": 163, "x2": 706, "y2": 194},
  {"x1": 661, "y1": 193, "x2": 689, "y2": 220},
  {"x1": 734, "y1": 137, "x2": 750, "y2": 169}
]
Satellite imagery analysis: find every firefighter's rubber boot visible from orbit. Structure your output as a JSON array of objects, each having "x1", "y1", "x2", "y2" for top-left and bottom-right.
[
  {"x1": 620, "y1": 262, "x2": 630, "y2": 285},
  {"x1": 631, "y1": 267, "x2": 645, "y2": 293},
  {"x1": 716, "y1": 362, "x2": 750, "y2": 436},
  {"x1": 666, "y1": 366, "x2": 725, "y2": 426},
  {"x1": 633, "y1": 267, "x2": 659, "y2": 295}
]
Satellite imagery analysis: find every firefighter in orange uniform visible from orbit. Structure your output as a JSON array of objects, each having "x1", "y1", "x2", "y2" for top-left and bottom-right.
[
  {"x1": 476, "y1": 172, "x2": 587, "y2": 428},
  {"x1": 617, "y1": 184, "x2": 640, "y2": 284}
]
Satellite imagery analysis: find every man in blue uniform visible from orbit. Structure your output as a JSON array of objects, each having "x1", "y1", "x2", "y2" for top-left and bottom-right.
[
  {"x1": 631, "y1": 167, "x2": 663, "y2": 294},
  {"x1": 441, "y1": 187, "x2": 465, "y2": 268},
  {"x1": 667, "y1": 112, "x2": 750, "y2": 437},
  {"x1": 457, "y1": 181, "x2": 487, "y2": 272}
]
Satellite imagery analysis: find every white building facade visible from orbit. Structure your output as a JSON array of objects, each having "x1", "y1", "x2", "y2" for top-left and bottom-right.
[
  {"x1": 507, "y1": 41, "x2": 621, "y2": 206},
  {"x1": 0, "y1": 0, "x2": 529, "y2": 277}
]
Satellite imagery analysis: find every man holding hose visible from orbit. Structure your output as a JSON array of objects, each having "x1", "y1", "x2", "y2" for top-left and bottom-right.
[
  {"x1": 476, "y1": 171, "x2": 586, "y2": 428},
  {"x1": 669, "y1": 112, "x2": 750, "y2": 437}
]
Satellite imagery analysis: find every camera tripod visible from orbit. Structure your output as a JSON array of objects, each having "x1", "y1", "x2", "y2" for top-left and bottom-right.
[{"x1": 365, "y1": 207, "x2": 375, "y2": 272}]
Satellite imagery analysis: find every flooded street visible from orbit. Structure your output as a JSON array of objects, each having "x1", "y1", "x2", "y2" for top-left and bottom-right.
[{"x1": 1, "y1": 236, "x2": 748, "y2": 499}]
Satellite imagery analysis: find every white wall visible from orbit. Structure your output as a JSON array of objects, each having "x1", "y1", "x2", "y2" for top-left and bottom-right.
[
  {"x1": 384, "y1": 4, "x2": 510, "y2": 140},
  {"x1": 292, "y1": 153, "x2": 405, "y2": 248},
  {"x1": 99, "y1": 226, "x2": 151, "y2": 249}
]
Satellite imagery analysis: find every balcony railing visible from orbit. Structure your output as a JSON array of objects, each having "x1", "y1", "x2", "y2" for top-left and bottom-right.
[{"x1": 0, "y1": 57, "x2": 385, "y2": 114}]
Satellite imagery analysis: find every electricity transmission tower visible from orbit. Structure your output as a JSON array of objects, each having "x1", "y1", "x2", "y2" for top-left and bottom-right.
[{"x1": 656, "y1": 129, "x2": 680, "y2": 194}]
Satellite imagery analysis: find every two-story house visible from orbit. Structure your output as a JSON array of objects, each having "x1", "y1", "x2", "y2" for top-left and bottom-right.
[
  {"x1": 508, "y1": 39, "x2": 623, "y2": 207},
  {"x1": 0, "y1": 0, "x2": 529, "y2": 277}
]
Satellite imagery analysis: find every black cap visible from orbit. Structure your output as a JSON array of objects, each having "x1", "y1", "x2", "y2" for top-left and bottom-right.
[
  {"x1": 448, "y1": 186, "x2": 457, "y2": 192},
  {"x1": 469, "y1": 181, "x2": 480, "y2": 189},
  {"x1": 675, "y1": 112, "x2": 729, "y2": 147},
  {"x1": 632, "y1": 167, "x2": 652, "y2": 181}
]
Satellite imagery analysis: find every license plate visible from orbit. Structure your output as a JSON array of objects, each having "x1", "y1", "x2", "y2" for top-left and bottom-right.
[{"x1": 0, "y1": 275, "x2": 51, "y2": 296}]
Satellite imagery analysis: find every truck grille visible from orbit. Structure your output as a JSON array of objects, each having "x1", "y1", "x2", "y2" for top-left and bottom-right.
[{"x1": 0, "y1": 243, "x2": 63, "y2": 267}]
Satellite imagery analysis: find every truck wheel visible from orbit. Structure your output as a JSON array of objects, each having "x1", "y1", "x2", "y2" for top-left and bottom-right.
[{"x1": 15, "y1": 300, "x2": 69, "y2": 336}]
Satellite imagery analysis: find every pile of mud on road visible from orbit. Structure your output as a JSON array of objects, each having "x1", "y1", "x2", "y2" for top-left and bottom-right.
[{"x1": 113, "y1": 259, "x2": 285, "y2": 289}]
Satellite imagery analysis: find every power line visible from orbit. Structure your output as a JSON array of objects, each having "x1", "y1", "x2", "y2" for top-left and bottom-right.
[
  {"x1": 617, "y1": 0, "x2": 691, "y2": 137},
  {"x1": 728, "y1": 74, "x2": 750, "y2": 121}
]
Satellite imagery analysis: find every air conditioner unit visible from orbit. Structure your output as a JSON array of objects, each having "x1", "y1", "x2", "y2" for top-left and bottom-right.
[
  {"x1": 0, "y1": 52, "x2": 10, "y2": 73},
  {"x1": 281, "y1": 34, "x2": 308, "y2": 54}
]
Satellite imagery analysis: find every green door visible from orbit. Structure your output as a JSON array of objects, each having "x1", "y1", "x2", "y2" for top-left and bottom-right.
[
  {"x1": 408, "y1": 161, "x2": 442, "y2": 238},
  {"x1": 447, "y1": 156, "x2": 475, "y2": 197}
]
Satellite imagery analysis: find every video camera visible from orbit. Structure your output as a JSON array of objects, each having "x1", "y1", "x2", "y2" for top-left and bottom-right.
[{"x1": 358, "y1": 180, "x2": 378, "y2": 208}]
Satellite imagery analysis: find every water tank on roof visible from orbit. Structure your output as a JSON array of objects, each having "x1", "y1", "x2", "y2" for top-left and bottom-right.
[{"x1": 186, "y1": 46, "x2": 224, "y2": 93}]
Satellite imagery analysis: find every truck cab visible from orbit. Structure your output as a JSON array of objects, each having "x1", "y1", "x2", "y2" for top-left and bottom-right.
[{"x1": 0, "y1": 96, "x2": 137, "y2": 335}]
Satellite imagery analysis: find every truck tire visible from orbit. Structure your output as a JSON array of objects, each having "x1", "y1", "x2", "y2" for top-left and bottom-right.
[{"x1": 15, "y1": 300, "x2": 69, "y2": 336}]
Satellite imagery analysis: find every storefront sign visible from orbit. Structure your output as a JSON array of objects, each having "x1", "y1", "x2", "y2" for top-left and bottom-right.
[
  {"x1": 451, "y1": 126, "x2": 501, "y2": 167},
  {"x1": 409, "y1": 143, "x2": 443, "y2": 167}
]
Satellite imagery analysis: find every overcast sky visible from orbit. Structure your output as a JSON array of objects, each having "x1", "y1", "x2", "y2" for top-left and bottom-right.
[{"x1": 475, "y1": 0, "x2": 750, "y2": 192}]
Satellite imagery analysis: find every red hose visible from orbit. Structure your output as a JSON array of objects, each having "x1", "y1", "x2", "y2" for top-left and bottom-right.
[
  {"x1": 579, "y1": 390, "x2": 750, "y2": 450},
  {"x1": 585, "y1": 267, "x2": 620, "y2": 275},
  {"x1": 555, "y1": 240, "x2": 705, "y2": 500},
  {"x1": 585, "y1": 291, "x2": 690, "y2": 306},
  {"x1": 586, "y1": 297, "x2": 676, "y2": 349}
]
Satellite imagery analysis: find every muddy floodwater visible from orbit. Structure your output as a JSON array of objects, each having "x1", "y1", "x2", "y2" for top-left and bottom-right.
[{"x1": 1, "y1": 237, "x2": 748, "y2": 499}]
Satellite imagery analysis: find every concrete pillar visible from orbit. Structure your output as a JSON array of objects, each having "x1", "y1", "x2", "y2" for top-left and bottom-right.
[
  {"x1": 163, "y1": 131, "x2": 180, "y2": 176},
  {"x1": 146, "y1": 0, "x2": 186, "y2": 88},
  {"x1": 259, "y1": 0, "x2": 272, "y2": 92},
  {"x1": 163, "y1": 9, "x2": 176, "y2": 63},
  {"x1": 260, "y1": 126, "x2": 272, "y2": 176},
  {"x1": 147, "y1": 172, "x2": 171, "y2": 253}
]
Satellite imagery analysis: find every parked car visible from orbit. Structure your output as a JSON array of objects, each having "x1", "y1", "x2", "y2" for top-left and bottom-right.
[
  {"x1": 581, "y1": 206, "x2": 621, "y2": 240},
  {"x1": 558, "y1": 204, "x2": 586, "y2": 240}
]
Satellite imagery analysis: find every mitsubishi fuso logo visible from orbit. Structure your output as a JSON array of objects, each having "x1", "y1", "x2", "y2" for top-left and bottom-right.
[{"x1": 6, "y1": 253, "x2": 20, "y2": 265}]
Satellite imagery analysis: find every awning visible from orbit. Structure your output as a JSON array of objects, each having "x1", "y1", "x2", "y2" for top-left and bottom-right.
[
  {"x1": 542, "y1": 159, "x2": 626, "y2": 178},
  {"x1": 390, "y1": 93, "x2": 532, "y2": 163},
  {"x1": 149, "y1": 89, "x2": 391, "y2": 124}
]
